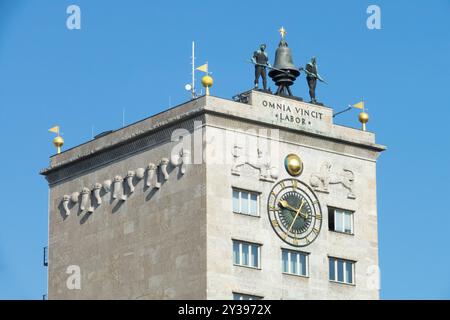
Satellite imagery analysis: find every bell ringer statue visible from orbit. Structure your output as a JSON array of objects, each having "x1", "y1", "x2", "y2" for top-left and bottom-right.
[
  {"x1": 249, "y1": 28, "x2": 327, "y2": 103},
  {"x1": 251, "y1": 44, "x2": 270, "y2": 91},
  {"x1": 301, "y1": 57, "x2": 326, "y2": 104}
]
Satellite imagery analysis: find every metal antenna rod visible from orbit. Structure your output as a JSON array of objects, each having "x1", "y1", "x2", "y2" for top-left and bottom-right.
[
  {"x1": 191, "y1": 41, "x2": 195, "y2": 98},
  {"x1": 333, "y1": 106, "x2": 352, "y2": 118}
]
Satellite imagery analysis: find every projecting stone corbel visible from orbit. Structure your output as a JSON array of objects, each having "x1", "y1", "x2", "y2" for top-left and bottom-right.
[
  {"x1": 62, "y1": 195, "x2": 71, "y2": 216},
  {"x1": 126, "y1": 171, "x2": 135, "y2": 193},
  {"x1": 61, "y1": 192, "x2": 78, "y2": 216},
  {"x1": 70, "y1": 192, "x2": 80, "y2": 203},
  {"x1": 93, "y1": 183, "x2": 102, "y2": 205},
  {"x1": 160, "y1": 158, "x2": 170, "y2": 181},
  {"x1": 80, "y1": 187, "x2": 94, "y2": 212},
  {"x1": 153, "y1": 158, "x2": 169, "y2": 189},
  {"x1": 113, "y1": 175, "x2": 126, "y2": 201},
  {"x1": 146, "y1": 163, "x2": 157, "y2": 188},
  {"x1": 103, "y1": 180, "x2": 112, "y2": 193},
  {"x1": 170, "y1": 149, "x2": 190, "y2": 175},
  {"x1": 135, "y1": 168, "x2": 145, "y2": 180}
]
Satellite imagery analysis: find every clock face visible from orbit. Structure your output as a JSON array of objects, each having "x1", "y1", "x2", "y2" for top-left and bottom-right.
[{"x1": 268, "y1": 179, "x2": 322, "y2": 247}]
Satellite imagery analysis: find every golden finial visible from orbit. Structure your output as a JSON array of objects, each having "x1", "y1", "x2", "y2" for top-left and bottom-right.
[
  {"x1": 197, "y1": 62, "x2": 213, "y2": 96},
  {"x1": 201, "y1": 66, "x2": 213, "y2": 96},
  {"x1": 278, "y1": 26, "x2": 287, "y2": 39},
  {"x1": 352, "y1": 100, "x2": 369, "y2": 131},
  {"x1": 358, "y1": 111, "x2": 369, "y2": 131},
  {"x1": 49, "y1": 125, "x2": 64, "y2": 153},
  {"x1": 53, "y1": 136, "x2": 64, "y2": 154},
  {"x1": 201, "y1": 75, "x2": 213, "y2": 96}
]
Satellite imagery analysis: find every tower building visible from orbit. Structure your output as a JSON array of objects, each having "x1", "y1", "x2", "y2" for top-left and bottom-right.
[{"x1": 41, "y1": 90, "x2": 385, "y2": 299}]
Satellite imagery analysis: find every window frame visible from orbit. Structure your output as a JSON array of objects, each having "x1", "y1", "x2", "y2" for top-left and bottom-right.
[
  {"x1": 328, "y1": 256, "x2": 356, "y2": 285},
  {"x1": 232, "y1": 240, "x2": 261, "y2": 269},
  {"x1": 328, "y1": 206, "x2": 354, "y2": 235},
  {"x1": 281, "y1": 248, "x2": 309, "y2": 278},
  {"x1": 232, "y1": 292, "x2": 263, "y2": 300},
  {"x1": 232, "y1": 188, "x2": 260, "y2": 217}
]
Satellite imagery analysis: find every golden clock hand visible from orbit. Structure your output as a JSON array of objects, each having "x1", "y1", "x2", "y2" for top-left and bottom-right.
[
  {"x1": 288, "y1": 199, "x2": 305, "y2": 233},
  {"x1": 278, "y1": 200, "x2": 299, "y2": 212},
  {"x1": 279, "y1": 199, "x2": 308, "y2": 219}
]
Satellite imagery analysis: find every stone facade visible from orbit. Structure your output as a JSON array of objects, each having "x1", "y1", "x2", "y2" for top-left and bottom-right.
[{"x1": 41, "y1": 90, "x2": 385, "y2": 299}]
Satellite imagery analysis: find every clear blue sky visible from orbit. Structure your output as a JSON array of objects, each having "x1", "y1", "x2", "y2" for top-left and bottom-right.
[{"x1": 0, "y1": 0, "x2": 449, "y2": 299}]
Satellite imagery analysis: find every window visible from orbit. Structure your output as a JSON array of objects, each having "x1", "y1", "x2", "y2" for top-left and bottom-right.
[
  {"x1": 329, "y1": 257, "x2": 355, "y2": 284},
  {"x1": 232, "y1": 188, "x2": 259, "y2": 216},
  {"x1": 328, "y1": 207, "x2": 354, "y2": 234},
  {"x1": 233, "y1": 293, "x2": 263, "y2": 300},
  {"x1": 281, "y1": 249, "x2": 308, "y2": 277},
  {"x1": 232, "y1": 240, "x2": 261, "y2": 269}
]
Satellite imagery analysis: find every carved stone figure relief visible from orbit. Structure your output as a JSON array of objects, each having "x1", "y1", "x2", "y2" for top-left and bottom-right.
[
  {"x1": 126, "y1": 171, "x2": 135, "y2": 193},
  {"x1": 135, "y1": 168, "x2": 145, "y2": 180},
  {"x1": 310, "y1": 161, "x2": 356, "y2": 199},
  {"x1": 160, "y1": 158, "x2": 169, "y2": 181},
  {"x1": 146, "y1": 163, "x2": 157, "y2": 188},
  {"x1": 113, "y1": 176, "x2": 127, "y2": 201},
  {"x1": 62, "y1": 195, "x2": 71, "y2": 216},
  {"x1": 103, "y1": 180, "x2": 112, "y2": 193},
  {"x1": 231, "y1": 145, "x2": 278, "y2": 182},
  {"x1": 80, "y1": 187, "x2": 94, "y2": 212},
  {"x1": 59, "y1": 151, "x2": 190, "y2": 219},
  {"x1": 170, "y1": 149, "x2": 190, "y2": 175},
  {"x1": 93, "y1": 183, "x2": 102, "y2": 205},
  {"x1": 70, "y1": 192, "x2": 79, "y2": 204}
]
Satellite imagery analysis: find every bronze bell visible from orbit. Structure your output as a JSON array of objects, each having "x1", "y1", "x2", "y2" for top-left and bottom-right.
[{"x1": 269, "y1": 39, "x2": 300, "y2": 96}]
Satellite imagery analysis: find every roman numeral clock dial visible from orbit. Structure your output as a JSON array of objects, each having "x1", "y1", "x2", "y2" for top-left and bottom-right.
[{"x1": 267, "y1": 178, "x2": 322, "y2": 247}]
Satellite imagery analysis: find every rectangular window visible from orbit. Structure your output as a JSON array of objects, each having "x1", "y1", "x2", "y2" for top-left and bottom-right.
[
  {"x1": 232, "y1": 240, "x2": 261, "y2": 269},
  {"x1": 328, "y1": 207, "x2": 354, "y2": 234},
  {"x1": 233, "y1": 241, "x2": 239, "y2": 265},
  {"x1": 232, "y1": 188, "x2": 259, "y2": 216},
  {"x1": 233, "y1": 293, "x2": 263, "y2": 300},
  {"x1": 281, "y1": 249, "x2": 309, "y2": 277},
  {"x1": 329, "y1": 257, "x2": 355, "y2": 284}
]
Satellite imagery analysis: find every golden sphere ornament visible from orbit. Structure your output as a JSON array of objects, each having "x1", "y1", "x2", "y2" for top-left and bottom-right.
[
  {"x1": 53, "y1": 136, "x2": 64, "y2": 154},
  {"x1": 359, "y1": 111, "x2": 369, "y2": 124},
  {"x1": 358, "y1": 111, "x2": 369, "y2": 131},
  {"x1": 284, "y1": 154, "x2": 303, "y2": 177},
  {"x1": 201, "y1": 75, "x2": 213, "y2": 96},
  {"x1": 53, "y1": 136, "x2": 64, "y2": 148}
]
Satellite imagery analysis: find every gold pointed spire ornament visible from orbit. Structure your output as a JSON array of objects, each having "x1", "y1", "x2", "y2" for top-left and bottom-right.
[
  {"x1": 278, "y1": 26, "x2": 287, "y2": 39},
  {"x1": 49, "y1": 125, "x2": 64, "y2": 153}
]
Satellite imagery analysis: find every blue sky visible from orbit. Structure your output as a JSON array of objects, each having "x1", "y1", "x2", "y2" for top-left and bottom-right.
[{"x1": 0, "y1": 0, "x2": 449, "y2": 299}]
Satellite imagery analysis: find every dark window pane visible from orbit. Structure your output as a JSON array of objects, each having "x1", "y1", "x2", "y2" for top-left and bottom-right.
[
  {"x1": 250, "y1": 193, "x2": 258, "y2": 215},
  {"x1": 290, "y1": 252, "x2": 298, "y2": 274},
  {"x1": 233, "y1": 190, "x2": 240, "y2": 212},
  {"x1": 233, "y1": 241, "x2": 240, "y2": 265},
  {"x1": 282, "y1": 250, "x2": 289, "y2": 273},
  {"x1": 328, "y1": 207, "x2": 335, "y2": 231},
  {"x1": 337, "y1": 260, "x2": 344, "y2": 282},
  {"x1": 300, "y1": 254, "x2": 307, "y2": 276},
  {"x1": 345, "y1": 261, "x2": 353, "y2": 284},
  {"x1": 241, "y1": 192, "x2": 249, "y2": 214},
  {"x1": 329, "y1": 258, "x2": 335, "y2": 280},
  {"x1": 242, "y1": 243, "x2": 249, "y2": 266},
  {"x1": 251, "y1": 245, "x2": 259, "y2": 267}
]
